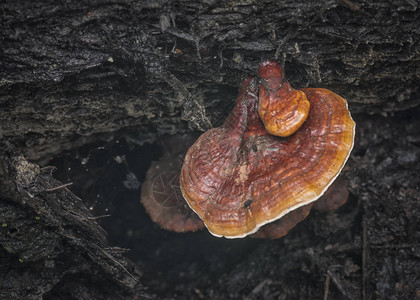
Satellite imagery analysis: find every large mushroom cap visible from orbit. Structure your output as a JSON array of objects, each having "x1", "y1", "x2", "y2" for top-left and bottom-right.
[{"x1": 180, "y1": 67, "x2": 355, "y2": 238}]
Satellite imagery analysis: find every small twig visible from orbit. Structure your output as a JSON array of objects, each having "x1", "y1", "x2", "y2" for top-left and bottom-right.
[
  {"x1": 44, "y1": 182, "x2": 73, "y2": 192},
  {"x1": 23, "y1": 189, "x2": 34, "y2": 198},
  {"x1": 218, "y1": 47, "x2": 224, "y2": 69},
  {"x1": 156, "y1": 70, "x2": 190, "y2": 102},
  {"x1": 157, "y1": 70, "x2": 212, "y2": 130},
  {"x1": 306, "y1": 249, "x2": 355, "y2": 300},
  {"x1": 40, "y1": 165, "x2": 57, "y2": 172},
  {"x1": 193, "y1": 288, "x2": 205, "y2": 299},
  {"x1": 59, "y1": 232, "x2": 139, "y2": 283},
  {"x1": 93, "y1": 244, "x2": 139, "y2": 283},
  {"x1": 87, "y1": 214, "x2": 112, "y2": 220},
  {"x1": 327, "y1": 269, "x2": 355, "y2": 300},
  {"x1": 324, "y1": 273, "x2": 331, "y2": 300},
  {"x1": 245, "y1": 279, "x2": 272, "y2": 300}
]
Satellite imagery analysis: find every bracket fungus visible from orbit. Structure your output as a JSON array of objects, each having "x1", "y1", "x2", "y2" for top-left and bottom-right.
[
  {"x1": 250, "y1": 203, "x2": 314, "y2": 239},
  {"x1": 258, "y1": 60, "x2": 310, "y2": 137},
  {"x1": 251, "y1": 176, "x2": 350, "y2": 239},
  {"x1": 180, "y1": 61, "x2": 355, "y2": 238},
  {"x1": 141, "y1": 135, "x2": 205, "y2": 233}
]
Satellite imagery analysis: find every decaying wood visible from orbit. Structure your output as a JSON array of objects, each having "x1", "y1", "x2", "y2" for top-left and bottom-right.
[
  {"x1": 1, "y1": 1, "x2": 419, "y2": 299},
  {"x1": 0, "y1": 142, "x2": 150, "y2": 299},
  {"x1": 1, "y1": 0, "x2": 419, "y2": 161}
]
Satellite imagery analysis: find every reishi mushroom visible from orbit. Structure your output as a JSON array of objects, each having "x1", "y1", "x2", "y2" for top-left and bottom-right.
[
  {"x1": 141, "y1": 134, "x2": 205, "y2": 232},
  {"x1": 312, "y1": 175, "x2": 350, "y2": 212},
  {"x1": 251, "y1": 176, "x2": 350, "y2": 239},
  {"x1": 180, "y1": 61, "x2": 355, "y2": 238},
  {"x1": 258, "y1": 60, "x2": 310, "y2": 137},
  {"x1": 141, "y1": 138, "x2": 350, "y2": 238},
  {"x1": 250, "y1": 203, "x2": 314, "y2": 239}
]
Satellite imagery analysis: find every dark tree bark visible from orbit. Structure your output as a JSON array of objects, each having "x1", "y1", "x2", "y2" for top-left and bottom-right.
[
  {"x1": 1, "y1": 0, "x2": 419, "y2": 160},
  {"x1": 0, "y1": 142, "x2": 150, "y2": 299},
  {"x1": 1, "y1": 0, "x2": 419, "y2": 299}
]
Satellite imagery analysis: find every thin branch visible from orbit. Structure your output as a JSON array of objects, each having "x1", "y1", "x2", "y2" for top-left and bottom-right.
[{"x1": 44, "y1": 182, "x2": 73, "y2": 192}]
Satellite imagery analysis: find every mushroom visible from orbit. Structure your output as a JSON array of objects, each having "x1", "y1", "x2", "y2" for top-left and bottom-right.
[
  {"x1": 141, "y1": 138, "x2": 350, "y2": 238},
  {"x1": 258, "y1": 60, "x2": 310, "y2": 137},
  {"x1": 312, "y1": 175, "x2": 349, "y2": 212},
  {"x1": 251, "y1": 203, "x2": 314, "y2": 239},
  {"x1": 251, "y1": 176, "x2": 350, "y2": 239},
  {"x1": 141, "y1": 134, "x2": 205, "y2": 233},
  {"x1": 180, "y1": 62, "x2": 355, "y2": 238}
]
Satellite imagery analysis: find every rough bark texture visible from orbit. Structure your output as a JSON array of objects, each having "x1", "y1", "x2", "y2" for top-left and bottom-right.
[
  {"x1": 1, "y1": 0, "x2": 419, "y2": 160},
  {"x1": 1, "y1": 0, "x2": 419, "y2": 299},
  {"x1": 0, "y1": 142, "x2": 150, "y2": 299}
]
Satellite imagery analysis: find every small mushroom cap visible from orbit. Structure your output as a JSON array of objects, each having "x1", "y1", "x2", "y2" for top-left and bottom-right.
[
  {"x1": 258, "y1": 60, "x2": 310, "y2": 137},
  {"x1": 141, "y1": 135, "x2": 205, "y2": 233},
  {"x1": 180, "y1": 74, "x2": 355, "y2": 238}
]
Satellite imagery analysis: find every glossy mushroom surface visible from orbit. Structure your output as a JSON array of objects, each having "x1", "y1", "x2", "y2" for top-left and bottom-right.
[
  {"x1": 180, "y1": 71, "x2": 355, "y2": 238},
  {"x1": 258, "y1": 60, "x2": 310, "y2": 137},
  {"x1": 252, "y1": 176, "x2": 350, "y2": 239},
  {"x1": 141, "y1": 135, "x2": 205, "y2": 233}
]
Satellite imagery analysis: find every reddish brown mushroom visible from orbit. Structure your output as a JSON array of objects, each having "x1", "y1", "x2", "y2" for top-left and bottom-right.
[
  {"x1": 258, "y1": 60, "x2": 310, "y2": 137},
  {"x1": 312, "y1": 175, "x2": 349, "y2": 212},
  {"x1": 251, "y1": 203, "x2": 314, "y2": 239},
  {"x1": 251, "y1": 176, "x2": 350, "y2": 239},
  {"x1": 141, "y1": 135, "x2": 205, "y2": 233},
  {"x1": 180, "y1": 61, "x2": 355, "y2": 238},
  {"x1": 141, "y1": 138, "x2": 350, "y2": 238}
]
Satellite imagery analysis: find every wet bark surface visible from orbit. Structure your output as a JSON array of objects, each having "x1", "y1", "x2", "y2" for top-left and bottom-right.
[
  {"x1": 1, "y1": 0, "x2": 419, "y2": 299},
  {"x1": 1, "y1": 0, "x2": 419, "y2": 161}
]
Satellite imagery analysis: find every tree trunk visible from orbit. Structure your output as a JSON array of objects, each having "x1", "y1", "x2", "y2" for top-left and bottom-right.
[{"x1": 1, "y1": 0, "x2": 419, "y2": 160}]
